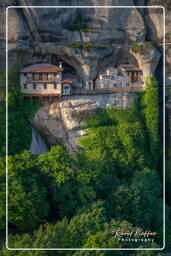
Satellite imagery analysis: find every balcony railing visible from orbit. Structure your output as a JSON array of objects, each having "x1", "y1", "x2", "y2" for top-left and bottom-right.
[
  {"x1": 73, "y1": 86, "x2": 145, "y2": 95},
  {"x1": 26, "y1": 78, "x2": 60, "y2": 83}
]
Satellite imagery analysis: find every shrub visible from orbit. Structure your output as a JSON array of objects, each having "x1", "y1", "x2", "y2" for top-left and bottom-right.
[{"x1": 131, "y1": 42, "x2": 156, "y2": 55}]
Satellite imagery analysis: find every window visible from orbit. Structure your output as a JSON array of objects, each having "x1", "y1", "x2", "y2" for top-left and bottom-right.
[
  {"x1": 33, "y1": 83, "x2": 36, "y2": 89},
  {"x1": 27, "y1": 73, "x2": 32, "y2": 80},
  {"x1": 39, "y1": 73, "x2": 43, "y2": 80},
  {"x1": 44, "y1": 84, "x2": 47, "y2": 89},
  {"x1": 43, "y1": 73, "x2": 48, "y2": 81},
  {"x1": 24, "y1": 84, "x2": 27, "y2": 89},
  {"x1": 54, "y1": 84, "x2": 57, "y2": 89},
  {"x1": 34, "y1": 73, "x2": 39, "y2": 81},
  {"x1": 63, "y1": 85, "x2": 70, "y2": 95},
  {"x1": 48, "y1": 73, "x2": 52, "y2": 80}
]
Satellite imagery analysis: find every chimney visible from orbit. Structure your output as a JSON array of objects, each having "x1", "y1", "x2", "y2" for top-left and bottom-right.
[
  {"x1": 59, "y1": 62, "x2": 62, "y2": 69},
  {"x1": 107, "y1": 69, "x2": 110, "y2": 76}
]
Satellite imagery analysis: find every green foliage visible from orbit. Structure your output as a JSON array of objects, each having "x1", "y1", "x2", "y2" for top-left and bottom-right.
[
  {"x1": 136, "y1": 251, "x2": 162, "y2": 256},
  {"x1": 68, "y1": 43, "x2": 106, "y2": 50},
  {"x1": 82, "y1": 45, "x2": 106, "y2": 50},
  {"x1": 130, "y1": 42, "x2": 156, "y2": 54},
  {"x1": 0, "y1": 71, "x2": 6, "y2": 102},
  {"x1": 76, "y1": 94, "x2": 162, "y2": 236},
  {"x1": 72, "y1": 108, "x2": 102, "y2": 122},
  {"x1": 37, "y1": 145, "x2": 95, "y2": 219},
  {"x1": 2, "y1": 201, "x2": 161, "y2": 252},
  {"x1": 78, "y1": 103, "x2": 152, "y2": 180},
  {"x1": 4, "y1": 201, "x2": 106, "y2": 250},
  {"x1": 67, "y1": 14, "x2": 90, "y2": 32},
  {"x1": 0, "y1": 66, "x2": 39, "y2": 157},
  {"x1": 166, "y1": 143, "x2": 171, "y2": 206},
  {"x1": 0, "y1": 158, "x2": 6, "y2": 230},
  {"x1": 7, "y1": 151, "x2": 49, "y2": 231},
  {"x1": 130, "y1": 43, "x2": 140, "y2": 53},
  {"x1": 38, "y1": 145, "x2": 75, "y2": 184},
  {"x1": 142, "y1": 76, "x2": 160, "y2": 167},
  {"x1": 108, "y1": 169, "x2": 162, "y2": 230},
  {"x1": 68, "y1": 24, "x2": 89, "y2": 32}
]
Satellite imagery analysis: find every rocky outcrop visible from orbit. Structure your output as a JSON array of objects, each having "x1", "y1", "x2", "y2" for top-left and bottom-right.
[
  {"x1": 166, "y1": 45, "x2": 171, "y2": 86},
  {"x1": 146, "y1": 0, "x2": 171, "y2": 86},
  {"x1": 146, "y1": 0, "x2": 171, "y2": 43},
  {"x1": 31, "y1": 93, "x2": 134, "y2": 153},
  {"x1": 1, "y1": 1, "x2": 169, "y2": 80},
  {"x1": 1, "y1": 0, "x2": 146, "y2": 79},
  {"x1": 130, "y1": 42, "x2": 161, "y2": 77},
  {"x1": 1, "y1": 1, "x2": 168, "y2": 82}
]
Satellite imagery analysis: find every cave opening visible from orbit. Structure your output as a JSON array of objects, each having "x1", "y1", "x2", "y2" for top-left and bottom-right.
[
  {"x1": 51, "y1": 55, "x2": 82, "y2": 83},
  {"x1": 51, "y1": 55, "x2": 77, "y2": 76}
]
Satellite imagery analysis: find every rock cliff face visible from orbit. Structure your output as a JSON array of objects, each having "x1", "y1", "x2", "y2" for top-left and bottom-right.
[
  {"x1": 130, "y1": 42, "x2": 161, "y2": 76},
  {"x1": 31, "y1": 93, "x2": 134, "y2": 153},
  {"x1": 1, "y1": 0, "x2": 168, "y2": 80}
]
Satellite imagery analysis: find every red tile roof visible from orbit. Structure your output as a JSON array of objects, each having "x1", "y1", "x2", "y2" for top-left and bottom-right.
[
  {"x1": 20, "y1": 64, "x2": 63, "y2": 73},
  {"x1": 61, "y1": 80, "x2": 73, "y2": 84}
]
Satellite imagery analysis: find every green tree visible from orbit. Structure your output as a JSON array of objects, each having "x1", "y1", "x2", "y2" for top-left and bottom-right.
[
  {"x1": 136, "y1": 251, "x2": 162, "y2": 256},
  {"x1": 37, "y1": 145, "x2": 96, "y2": 219},
  {"x1": 7, "y1": 150, "x2": 49, "y2": 231},
  {"x1": 142, "y1": 76, "x2": 160, "y2": 167},
  {"x1": 3, "y1": 201, "x2": 161, "y2": 253},
  {"x1": 4, "y1": 201, "x2": 106, "y2": 250},
  {"x1": 0, "y1": 158, "x2": 6, "y2": 230},
  {"x1": 0, "y1": 65, "x2": 39, "y2": 157},
  {"x1": 107, "y1": 168, "x2": 162, "y2": 232}
]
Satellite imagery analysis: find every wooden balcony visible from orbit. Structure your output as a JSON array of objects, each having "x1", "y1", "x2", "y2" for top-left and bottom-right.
[
  {"x1": 23, "y1": 93, "x2": 61, "y2": 97},
  {"x1": 26, "y1": 78, "x2": 59, "y2": 83}
]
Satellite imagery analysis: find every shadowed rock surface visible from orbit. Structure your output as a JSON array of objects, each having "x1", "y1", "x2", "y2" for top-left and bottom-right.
[{"x1": 30, "y1": 125, "x2": 48, "y2": 155}]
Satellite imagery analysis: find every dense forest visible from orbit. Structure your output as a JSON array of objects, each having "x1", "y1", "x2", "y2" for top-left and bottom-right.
[{"x1": 0, "y1": 68, "x2": 169, "y2": 255}]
